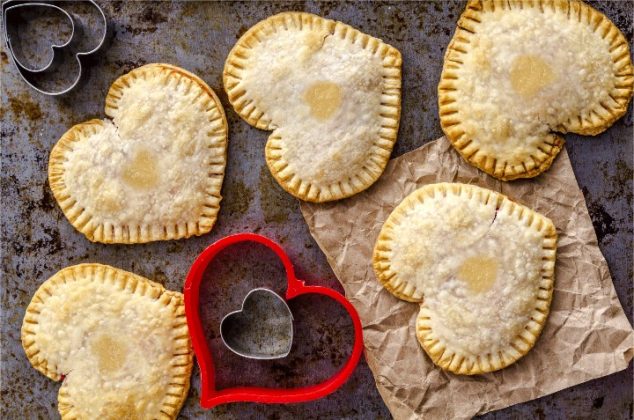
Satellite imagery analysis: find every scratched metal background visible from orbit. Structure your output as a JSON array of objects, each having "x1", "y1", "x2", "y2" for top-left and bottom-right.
[{"x1": 1, "y1": 1, "x2": 632, "y2": 419}]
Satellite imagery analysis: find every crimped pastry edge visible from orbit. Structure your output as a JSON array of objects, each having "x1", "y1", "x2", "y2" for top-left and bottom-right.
[
  {"x1": 20, "y1": 263, "x2": 193, "y2": 419},
  {"x1": 48, "y1": 63, "x2": 228, "y2": 243},
  {"x1": 372, "y1": 183, "x2": 557, "y2": 374},
  {"x1": 438, "y1": 0, "x2": 634, "y2": 181},
  {"x1": 224, "y1": 12, "x2": 402, "y2": 202}
]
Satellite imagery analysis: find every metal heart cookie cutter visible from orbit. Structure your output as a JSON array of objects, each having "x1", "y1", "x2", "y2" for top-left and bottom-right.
[
  {"x1": 2, "y1": 0, "x2": 107, "y2": 95},
  {"x1": 184, "y1": 233, "x2": 364, "y2": 407},
  {"x1": 220, "y1": 287, "x2": 294, "y2": 360}
]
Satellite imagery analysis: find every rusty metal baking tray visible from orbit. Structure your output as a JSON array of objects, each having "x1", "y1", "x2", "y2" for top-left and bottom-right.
[{"x1": 1, "y1": 1, "x2": 631, "y2": 418}]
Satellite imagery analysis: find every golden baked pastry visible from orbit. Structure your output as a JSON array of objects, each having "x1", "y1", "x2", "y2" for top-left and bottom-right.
[
  {"x1": 439, "y1": 0, "x2": 633, "y2": 180},
  {"x1": 49, "y1": 63, "x2": 228, "y2": 243},
  {"x1": 224, "y1": 12, "x2": 401, "y2": 202},
  {"x1": 373, "y1": 183, "x2": 557, "y2": 374},
  {"x1": 21, "y1": 264, "x2": 192, "y2": 419}
]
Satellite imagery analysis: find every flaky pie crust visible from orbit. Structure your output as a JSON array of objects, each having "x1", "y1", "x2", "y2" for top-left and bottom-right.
[
  {"x1": 21, "y1": 263, "x2": 193, "y2": 419},
  {"x1": 373, "y1": 183, "x2": 557, "y2": 374},
  {"x1": 224, "y1": 12, "x2": 402, "y2": 202},
  {"x1": 439, "y1": 0, "x2": 633, "y2": 180},
  {"x1": 48, "y1": 63, "x2": 228, "y2": 243}
]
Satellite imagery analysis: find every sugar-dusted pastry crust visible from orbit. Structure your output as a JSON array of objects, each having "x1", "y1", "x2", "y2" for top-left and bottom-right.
[
  {"x1": 439, "y1": 0, "x2": 633, "y2": 180},
  {"x1": 224, "y1": 12, "x2": 402, "y2": 202},
  {"x1": 21, "y1": 264, "x2": 192, "y2": 419},
  {"x1": 49, "y1": 63, "x2": 228, "y2": 243},
  {"x1": 373, "y1": 183, "x2": 557, "y2": 374}
]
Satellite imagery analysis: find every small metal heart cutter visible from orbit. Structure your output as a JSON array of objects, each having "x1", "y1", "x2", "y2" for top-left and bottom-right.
[
  {"x1": 220, "y1": 287, "x2": 294, "y2": 360},
  {"x1": 2, "y1": 0, "x2": 107, "y2": 95}
]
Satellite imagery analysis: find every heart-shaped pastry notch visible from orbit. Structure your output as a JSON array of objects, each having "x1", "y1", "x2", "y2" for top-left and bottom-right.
[
  {"x1": 21, "y1": 264, "x2": 193, "y2": 419},
  {"x1": 49, "y1": 64, "x2": 228, "y2": 243},
  {"x1": 224, "y1": 12, "x2": 402, "y2": 202},
  {"x1": 220, "y1": 288, "x2": 294, "y2": 360},
  {"x1": 373, "y1": 183, "x2": 557, "y2": 374},
  {"x1": 184, "y1": 233, "x2": 364, "y2": 407},
  {"x1": 439, "y1": 0, "x2": 633, "y2": 180}
]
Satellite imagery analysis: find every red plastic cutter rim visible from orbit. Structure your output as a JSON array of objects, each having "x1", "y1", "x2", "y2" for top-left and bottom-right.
[{"x1": 184, "y1": 232, "x2": 364, "y2": 407}]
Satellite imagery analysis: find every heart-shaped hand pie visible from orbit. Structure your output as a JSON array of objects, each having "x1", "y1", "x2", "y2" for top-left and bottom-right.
[
  {"x1": 184, "y1": 233, "x2": 363, "y2": 406},
  {"x1": 220, "y1": 288, "x2": 293, "y2": 360},
  {"x1": 224, "y1": 12, "x2": 402, "y2": 202},
  {"x1": 439, "y1": 0, "x2": 633, "y2": 180},
  {"x1": 373, "y1": 183, "x2": 557, "y2": 374},
  {"x1": 49, "y1": 64, "x2": 228, "y2": 243},
  {"x1": 21, "y1": 264, "x2": 193, "y2": 419}
]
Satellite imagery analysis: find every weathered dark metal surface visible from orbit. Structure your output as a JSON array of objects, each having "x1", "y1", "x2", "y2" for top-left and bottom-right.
[{"x1": 1, "y1": 1, "x2": 631, "y2": 419}]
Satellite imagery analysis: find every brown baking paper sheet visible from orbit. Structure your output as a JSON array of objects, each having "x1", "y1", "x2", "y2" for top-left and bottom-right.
[{"x1": 300, "y1": 137, "x2": 634, "y2": 419}]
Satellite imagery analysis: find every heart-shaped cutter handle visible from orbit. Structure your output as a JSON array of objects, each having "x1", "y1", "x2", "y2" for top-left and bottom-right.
[{"x1": 184, "y1": 233, "x2": 364, "y2": 407}]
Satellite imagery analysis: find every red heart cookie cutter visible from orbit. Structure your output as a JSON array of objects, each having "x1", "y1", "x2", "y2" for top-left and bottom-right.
[{"x1": 184, "y1": 233, "x2": 364, "y2": 407}]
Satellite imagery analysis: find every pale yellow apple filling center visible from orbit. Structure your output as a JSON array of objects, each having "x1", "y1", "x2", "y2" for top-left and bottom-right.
[
  {"x1": 92, "y1": 334, "x2": 127, "y2": 373},
  {"x1": 121, "y1": 149, "x2": 159, "y2": 189},
  {"x1": 303, "y1": 81, "x2": 343, "y2": 120},
  {"x1": 510, "y1": 54, "x2": 554, "y2": 98},
  {"x1": 457, "y1": 255, "x2": 499, "y2": 293}
]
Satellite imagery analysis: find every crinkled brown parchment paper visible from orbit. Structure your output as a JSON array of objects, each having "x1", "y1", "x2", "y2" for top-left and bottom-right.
[{"x1": 300, "y1": 137, "x2": 633, "y2": 419}]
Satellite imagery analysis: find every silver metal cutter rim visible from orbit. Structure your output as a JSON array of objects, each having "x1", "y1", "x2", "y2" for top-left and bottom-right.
[
  {"x1": 2, "y1": 0, "x2": 107, "y2": 96},
  {"x1": 220, "y1": 287, "x2": 295, "y2": 361}
]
